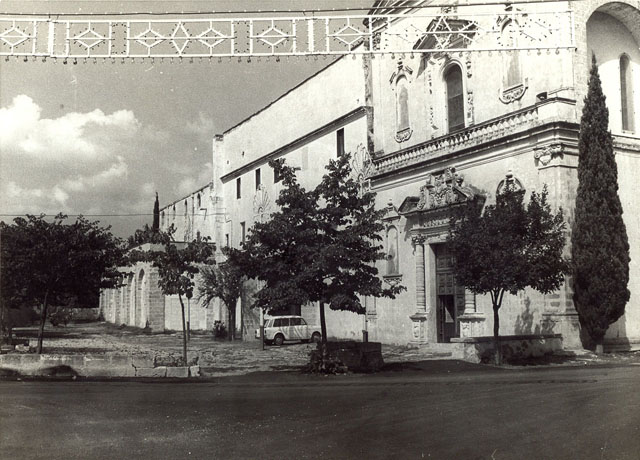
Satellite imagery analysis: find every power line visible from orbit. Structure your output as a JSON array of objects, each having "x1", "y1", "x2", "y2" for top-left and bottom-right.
[
  {"x1": 0, "y1": 0, "x2": 584, "y2": 16},
  {"x1": 0, "y1": 213, "x2": 213, "y2": 217}
]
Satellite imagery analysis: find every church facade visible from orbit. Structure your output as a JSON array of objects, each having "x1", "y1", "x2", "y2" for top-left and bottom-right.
[{"x1": 101, "y1": 0, "x2": 640, "y2": 351}]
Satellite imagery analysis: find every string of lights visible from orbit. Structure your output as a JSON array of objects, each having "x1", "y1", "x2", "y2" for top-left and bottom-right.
[{"x1": 0, "y1": 6, "x2": 575, "y2": 60}]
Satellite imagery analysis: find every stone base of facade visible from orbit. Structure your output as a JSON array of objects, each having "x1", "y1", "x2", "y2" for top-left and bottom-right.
[
  {"x1": 604, "y1": 337, "x2": 640, "y2": 352},
  {"x1": 542, "y1": 311, "x2": 582, "y2": 349},
  {"x1": 458, "y1": 313, "x2": 486, "y2": 338},
  {"x1": 408, "y1": 312, "x2": 429, "y2": 344},
  {"x1": 451, "y1": 334, "x2": 563, "y2": 363}
]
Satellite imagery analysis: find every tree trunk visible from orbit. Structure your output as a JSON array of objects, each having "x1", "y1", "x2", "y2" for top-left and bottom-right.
[
  {"x1": 37, "y1": 291, "x2": 50, "y2": 354},
  {"x1": 319, "y1": 301, "x2": 327, "y2": 346},
  {"x1": 228, "y1": 305, "x2": 235, "y2": 341},
  {"x1": 178, "y1": 294, "x2": 188, "y2": 364},
  {"x1": 319, "y1": 301, "x2": 328, "y2": 369},
  {"x1": 493, "y1": 304, "x2": 501, "y2": 365},
  {"x1": 595, "y1": 339, "x2": 604, "y2": 355}
]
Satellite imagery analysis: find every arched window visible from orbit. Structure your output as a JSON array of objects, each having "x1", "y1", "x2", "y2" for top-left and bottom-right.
[
  {"x1": 184, "y1": 200, "x2": 188, "y2": 216},
  {"x1": 501, "y1": 20, "x2": 522, "y2": 88},
  {"x1": 386, "y1": 226, "x2": 399, "y2": 275},
  {"x1": 445, "y1": 65, "x2": 465, "y2": 132},
  {"x1": 161, "y1": 211, "x2": 165, "y2": 229},
  {"x1": 172, "y1": 205, "x2": 176, "y2": 221},
  {"x1": 620, "y1": 54, "x2": 635, "y2": 132},
  {"x1": 197, "y1": 193, "x2": 201, "y2": 209},
  {"x1": 396, "y1": 75, "x2": 410, "y2": 134}
]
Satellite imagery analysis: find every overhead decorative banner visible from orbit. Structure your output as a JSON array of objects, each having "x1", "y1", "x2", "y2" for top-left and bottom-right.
[{"x1": 0, "y1": 9, "x2": 574, "y2": 60}]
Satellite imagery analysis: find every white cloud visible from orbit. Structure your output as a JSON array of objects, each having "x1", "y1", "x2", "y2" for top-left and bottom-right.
[
  {"x1": 0, "y1": 95, "x2": 212, "y2": 238},
  {"x1": 175, "y1": 162, "x2": 212, "y2": 197},
  {"x1": 0, "y1": 95, "x2": 139, "y2": 161}
]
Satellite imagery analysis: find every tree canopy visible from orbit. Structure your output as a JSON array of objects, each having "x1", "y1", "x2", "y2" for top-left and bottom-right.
[
  {"x1": 237, "y1": 151, "x2": 403, "y2": 345},
  {"x1": 151, "y1": 236, "x2": 213, "y2": 361},
  {"x1": 571, "y1": 56, "x2": 630, "y2": 350},
  {"x1": 0, "y1": 214, "x2": 125, "y2": 352},
  {"x1": 198, "y1": 247, "x2": 245, "y2": 341},
  {"x1": 448, "y1": 185, "x2": 568, "y2": 363}
]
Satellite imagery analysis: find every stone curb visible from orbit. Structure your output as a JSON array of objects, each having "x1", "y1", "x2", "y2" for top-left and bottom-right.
[{"x1": 0, "y1": 353, "x2": 198, "y2": 379}]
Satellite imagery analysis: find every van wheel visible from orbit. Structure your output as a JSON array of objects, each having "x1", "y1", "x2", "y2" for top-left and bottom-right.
[
  {"x1": 311, "y1": 332, "x2": 321, "y2": 343},
  {"x1": 273, "y1": 334, "x2": 285, "y2": 346}
]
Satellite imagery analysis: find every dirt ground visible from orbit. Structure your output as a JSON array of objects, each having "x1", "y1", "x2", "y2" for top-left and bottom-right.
[{"x1": 9, "y1": 322, "x2": 640, "y2": 376}]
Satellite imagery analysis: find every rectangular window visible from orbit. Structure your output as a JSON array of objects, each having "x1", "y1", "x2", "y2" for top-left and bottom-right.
[
  {"x1": 274, "y1": 167, "x2": 282, "y2": 183},
  {"x1": 337, "y1": 128, "x2": 345, "y2": 157},
  {"x1": 236, "y1": 177, "x2": 241, "y2": 199},
  {"x1": 240, "y1": 222, "x2": 246, "y2": 244},
  {"x1": 225, "y1": 233, "x2": 229, "y2": 247},
  {"x1": 255, "y1": 168, "x2": 261, "y2": 190}
]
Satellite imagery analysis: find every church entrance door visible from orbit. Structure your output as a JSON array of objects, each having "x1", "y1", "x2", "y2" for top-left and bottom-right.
[{"x1": 435, "y1": 244, "x2": 464, "y2": 343}]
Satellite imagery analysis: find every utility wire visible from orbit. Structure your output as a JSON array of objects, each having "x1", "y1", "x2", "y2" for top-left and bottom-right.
[{"x1": 0, "y1": 0, "x2": 584, "y2": 17}]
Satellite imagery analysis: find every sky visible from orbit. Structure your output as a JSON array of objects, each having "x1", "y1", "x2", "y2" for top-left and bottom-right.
[{"x1": 0, "y1": 0, "x2": 375, "y2": 238}]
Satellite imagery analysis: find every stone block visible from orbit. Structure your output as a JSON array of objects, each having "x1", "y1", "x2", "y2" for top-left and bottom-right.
[
  {"x1": 83, "y1": 356, "x2": 109, "y2": 368},
  {"x1": 189, "y1": 366, "x2": 200, "y2": 377},
  {"x1": 166, "y1": 367, "x2": 189, "y2": 378},
  {"x1": 131, "y1": 355, "x2": 154, "y2": 368},
  {"x1": 136, "y1": 366, "x2": 167, "y2": 377}
]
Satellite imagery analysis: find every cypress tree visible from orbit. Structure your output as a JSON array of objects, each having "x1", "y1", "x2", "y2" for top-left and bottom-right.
[
  {"x1": 152, "y1": 192, "x2": 160, "y2": 231},
  {"x1": 571, "y1": 56, "x2": 630, "y2": 352}
]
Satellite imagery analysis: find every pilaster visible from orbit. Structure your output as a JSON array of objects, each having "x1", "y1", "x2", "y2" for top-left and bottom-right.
[{"x1": 458, "y1": 289, "x2": 486, "y2": 338}]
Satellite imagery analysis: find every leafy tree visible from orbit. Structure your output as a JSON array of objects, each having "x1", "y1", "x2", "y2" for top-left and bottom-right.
[
  {"x1": 151, "y1": 237, "x2": 213, "y2": 362},
  {"x1": 571, "y1": 56, "x2": 630, "y2": 352},
  {"x1": 127, "y1": 223, "x2": 173, "y2": 249},
  {"x1": 198, "y1": 247, "x2": 244, "y2": 341},
  {"x1": 0, "y1": 214, "x2": 125, "y2": 353},
  {"x1": 448, "y1": 185, "x2": 568, "y2": 364},
  {"x1": 153, "y1": 192, "x2": 160, "y2": 231},
  {"x1": 238, "y1": 152, "x2": 403, "y2": 354}
]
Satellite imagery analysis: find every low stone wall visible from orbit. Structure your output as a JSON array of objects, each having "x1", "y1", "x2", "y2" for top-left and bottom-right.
[
  {"x1": 604, "y1": 337, "x2": 640, "y2": 352},
  {"x1": 320, "y1": 341, "x2": 384, "y2": 372},
  {"x1": 69, "y1": 308, "x2": 101, "y2": 322},
  {"x1": 0, "y1": 353, "x2": 199, "y2": 378},
  {"x1": 451, "y1": 334, "x2": 563, "y2": 363}
]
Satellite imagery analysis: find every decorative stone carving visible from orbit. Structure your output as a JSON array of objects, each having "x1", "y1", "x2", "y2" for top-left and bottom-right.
[
  {"x1": 534, "y1": 143, "x2": 564, "y2": 166},
  {"x1": 372, "y1": 31, "x2": 382, "y2": 51},
  {"x1": 465, "y1": 53, "x2": 472, "y2": 78},
  {"x1": 409, "y1": 312, "x2": 429, "y2": 343},
  {"x1": 466, "y1": 89, "x2": 474, "y2": 125},
  {"x1": 351, "y1": 143, "x2": 374, "y2": 195},
  {"x1": 398, "y1": 167, "x2": 484, "y2": 220},
  {"x1": 395, "y1": 127, "x2": 413, "y2": 143},
  {"x1": 499, "y1": 81, "x2": 528, "y2": 104},
  {"x1": 496, "y1": 170, "x2": 524, "y2": 195},
  {"x1": 382, "y1": 200, "x2": 400, "y2": 224},
  {"x1": 253, "y1": 184, "x2": 271, "y2": 222},
  {"x1": 417, "y1": 168, "x2": 466, "y2": 210},
  {"x1": 383, "y1": 274, "x2": 403, "y2": 288},
  {"x1": 389, "y1": 59, "x2": 413, "y2": 85},
  {"x1": 411, "y1": 234, "x2": 426, "y2": 245}
]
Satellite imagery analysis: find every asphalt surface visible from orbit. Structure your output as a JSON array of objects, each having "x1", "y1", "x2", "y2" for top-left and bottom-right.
[{"x1": 1, "y1": 361, "x2": 639, "y2": 460}]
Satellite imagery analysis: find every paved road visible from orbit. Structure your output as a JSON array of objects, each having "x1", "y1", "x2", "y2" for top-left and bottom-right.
[{"x1": 1, "y1": 362, "x2": 639, "y2": 460}]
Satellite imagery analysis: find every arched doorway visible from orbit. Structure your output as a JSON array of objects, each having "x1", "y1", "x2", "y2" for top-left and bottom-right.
[
  {"x1": 137, "y1": 269, "x2": 148, "y2": 328},
  {"x1": 586, "y1": 3, "x2": 640, "y2": 134},
  {"x1": 129, "y1": 273, "x2": 136, "y2": 326}
]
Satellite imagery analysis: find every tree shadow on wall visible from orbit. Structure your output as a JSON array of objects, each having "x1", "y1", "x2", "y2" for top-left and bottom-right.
[{"x1": 514, "y1": 297, "x2": 555, "y2": 335}]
